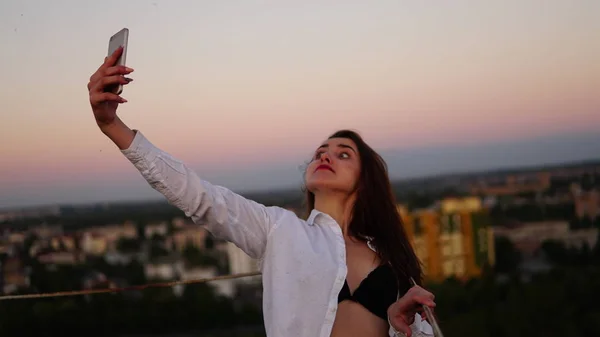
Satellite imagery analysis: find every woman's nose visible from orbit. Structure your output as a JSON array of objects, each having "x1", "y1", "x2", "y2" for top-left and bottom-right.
[{"x1": 320, "y1": 152, "x2": 332, "y2": 163}]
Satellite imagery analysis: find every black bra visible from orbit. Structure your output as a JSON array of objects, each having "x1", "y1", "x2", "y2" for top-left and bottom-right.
[{"x1": 337, "y1": 264, "x2": 410, "y2": 320}]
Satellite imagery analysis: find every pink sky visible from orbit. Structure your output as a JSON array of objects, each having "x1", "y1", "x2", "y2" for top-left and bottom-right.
[{"x1": 0, "y1": 1, "x2": 599, "y2": 208}]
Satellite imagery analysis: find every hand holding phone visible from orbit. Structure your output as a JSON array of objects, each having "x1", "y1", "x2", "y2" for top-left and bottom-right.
[{"x1": 87, "y1": 28, "x2": 133, "y2": 132}]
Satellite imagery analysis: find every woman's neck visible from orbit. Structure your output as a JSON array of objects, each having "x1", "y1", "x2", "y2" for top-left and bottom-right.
[{"x1": 313, "y1": 192, "x2": 355, "y2": 235}]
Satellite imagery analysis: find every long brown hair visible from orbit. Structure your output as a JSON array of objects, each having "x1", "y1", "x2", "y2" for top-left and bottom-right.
[{"x1": 305, "y1": 129, "x2": 423, "y2": 286}]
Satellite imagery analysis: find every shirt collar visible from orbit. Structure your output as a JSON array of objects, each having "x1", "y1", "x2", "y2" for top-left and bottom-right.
[
  {"x1": 306, "y1": 209, "x2": 339, "y2": 227},
  {"x1": 306, "y1": 210, "x2": 376, "y2": 251},
  {"x1": 306, "y1": 209, "x2": 323, "y2": 226}
]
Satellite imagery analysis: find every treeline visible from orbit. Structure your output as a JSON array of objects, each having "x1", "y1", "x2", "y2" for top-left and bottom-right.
[
  {"x1": 1, "y1": 202, "x2": 186, "y2": 232},
  {"x1": 0, "y1": 283, "x2": 264, "y2": 337},
  {"x1": 2, "y1": 266, "x2": 599, "y2": 337},
  {"x1": 1, "y1": 254, "x2": 263, "y2": 337},
  {"x1": 431, "y1": 264, "x2": 600, "y2": 337},
  {"x1": 490, "y1": 203, "x2": 600, "y2": 228},
  {"x1": 433, "y1": 238, "x2": 600, "y2": 337}
]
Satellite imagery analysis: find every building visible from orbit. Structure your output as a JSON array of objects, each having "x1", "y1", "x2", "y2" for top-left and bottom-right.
[
  {"x1": 225, "y1": 242, "x2": 261, "y2": 283},
  {"x1": 493, "y1": 221, "x2": 598, "y2": 255},
  {"x1": 145, "y1": 222, "x2": 169, "y2": 239},
  {"x1": 50, "y1": 235, "x2": 76, "y2": 251},
  {"x1": 469, "y1": 172, "x2": 551, "y2": 196},
  {"x1": 1, "y1": 257, "x2": 30, "y2": 294},
  {"x1": 399, "y1": 197, "x2": 495, "y2": 282},
  {"x1": 79, "y1": 223, "x2": 138, "y2": 253},
  {"x1": 179, "y1": 266, "x2": 236, "y2": 298},
  {"x1": 571, "y1": 183, "x2": 599, "y2": 220},
  {"x1": 37, "y1": 251, "x2": 83, "y2": 265},
  {"x1": 145, "y1": 256, "x2": 184, "y2": 281},
  {"x1": 80, "y1": 232, "x2": 108, "y2": 256},
  {"x1": 167, "y1": 225, "x2": 208, "y2": 252}
]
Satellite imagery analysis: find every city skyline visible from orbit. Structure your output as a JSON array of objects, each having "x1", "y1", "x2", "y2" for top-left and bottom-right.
[
  {"x1": 1, "y1": 1, "x2": 599, "y2": 208},
  {"x1": 2, "y1": 130, "x2": 599, "y2": 210}
]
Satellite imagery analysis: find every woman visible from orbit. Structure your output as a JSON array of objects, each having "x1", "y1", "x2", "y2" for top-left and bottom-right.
[{"x1": 86, "y1": 47, "x2": 437, "y2": 337}]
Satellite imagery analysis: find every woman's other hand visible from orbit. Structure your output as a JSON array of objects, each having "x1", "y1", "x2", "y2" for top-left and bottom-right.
[{"x1": 387, "y1": 285, "x2": 436, "y2": 337}]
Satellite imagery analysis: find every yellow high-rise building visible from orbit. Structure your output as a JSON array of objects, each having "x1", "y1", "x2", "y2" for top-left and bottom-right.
[{"x1": 398, "y1": 197, "x2": 495, "y2": 283}]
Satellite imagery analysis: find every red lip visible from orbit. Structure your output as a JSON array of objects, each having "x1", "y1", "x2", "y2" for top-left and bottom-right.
[{"x1": 315, "y1": 164, "x2": 334, "y2": 173}]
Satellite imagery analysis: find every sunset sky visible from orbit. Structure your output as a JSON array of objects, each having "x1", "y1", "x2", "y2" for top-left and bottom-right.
[{"x1": 1, "y1": 0, "x2": 599, "y2": 209}]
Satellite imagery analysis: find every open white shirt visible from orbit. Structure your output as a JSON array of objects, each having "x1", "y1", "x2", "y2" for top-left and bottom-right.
[{"x1": 122, "y1": 130, "x2": 433, "y2": 337}]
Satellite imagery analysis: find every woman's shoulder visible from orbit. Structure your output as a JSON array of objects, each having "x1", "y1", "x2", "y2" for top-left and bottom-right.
[
  {"x1": 262, "y1": 205, "x2": 304, "y2": 221},
  {"x1": 265, "y1": 207, "x2": 341, "y2": 238}
]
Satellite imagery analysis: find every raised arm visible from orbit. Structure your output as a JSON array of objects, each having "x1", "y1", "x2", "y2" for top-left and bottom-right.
[
  {"x1": 87, "y1": 47, "x2": 276, "y2": 259},
  {"x1": 121, "y1": 129, "x2": 275, "y2": 259}
]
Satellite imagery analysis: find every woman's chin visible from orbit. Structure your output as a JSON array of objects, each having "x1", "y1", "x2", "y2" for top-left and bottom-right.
[{"x1": 307, "y1": 181, "x2": 351, "y2": 195}]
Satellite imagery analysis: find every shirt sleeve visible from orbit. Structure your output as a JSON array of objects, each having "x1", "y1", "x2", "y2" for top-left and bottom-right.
[{"x1": 121, "y1": 130, "x2": 277, "y2": 260}]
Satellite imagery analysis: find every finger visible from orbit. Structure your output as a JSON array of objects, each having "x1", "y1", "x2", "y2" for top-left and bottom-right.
[
  {"x1": 414, "y1": 295, "x2": 436, "y2": 308},
  {"x1": 408, "y1": 285, "x2": 423, "y2": 292},
  {"x1": 103, "y1": 46, "x2": 123, "y2": 69},
  {"x1": 411, "y1": 286, "x2": 435, "y2": 298},
  {"x1": 90, "y1": 75, "x2": 130, "y2": 95},
  {"x1": 418, "y1": 311, "x2": 430, "y2": 321},
  {"x1": 391, "y1": 319, "x2": 412, "y2": 337},
  {"x1": 90, "y1": 92, "x2": 127, "y2": 106},
  {"x1": 88, "y1": 66, "x2": 133, "y2": 91},
  {"x1": 399, "y1": 323, "x2": 412, "y2": 337},
  {"x1": 409, "y1": 285, "x2": 434, "y2": 297},
  {"x1": 91, "y1": 75, "x2": 132, "y2": 93},
  {"x1": 104, "y1": 65, "x2": 134, "y2": 77},
  {"x1": 89, "y1": 47, "x2": 125, "y2": 84}
]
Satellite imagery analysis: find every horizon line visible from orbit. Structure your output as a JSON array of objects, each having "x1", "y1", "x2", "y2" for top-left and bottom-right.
[{"x1": 2, "y1": 156, "x2": 598, "y2": 214}]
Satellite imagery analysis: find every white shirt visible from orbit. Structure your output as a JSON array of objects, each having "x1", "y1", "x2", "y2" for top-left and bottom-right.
[{"x1": 122, "y1": 130, "x2": 433, "y2": 337}]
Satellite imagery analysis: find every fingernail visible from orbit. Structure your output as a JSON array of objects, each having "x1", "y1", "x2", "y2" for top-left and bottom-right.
[
  {"x1": 121, "y1": 98, "x2": 128, "y2": 103},
  {"x1": 125, "y1": 67, "x2": 134, "y2": 72},
  {"x1": 124, "y1": 77, "x2": 133, "y2": 82}
]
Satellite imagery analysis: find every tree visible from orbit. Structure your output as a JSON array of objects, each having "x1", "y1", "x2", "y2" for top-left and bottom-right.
[
  {"x1": 541, "y1": 240, "x2": 569, "y2": 265},
  {"x1": 136, "y1": 222, "x2": 146, "y2": 240},
  {"x1": 149, "y1": 244, "x2": 169, "y2": 260},
  {"x1": 205, "y1": 235, "x2": 215, "y2": 250},
  {"x1": 116, "y1": 238, "x2": 141, "y2": 253},
  {"x1": 405, "y1": 192, "x2": 435, "y2": 210},
  {"x1": 592, "y1": 230, "x2": 600, "y2": 263},
  {"x1": 581, "y1": 215, "x2": 594, "y2": 229},
  {"x1": 493, "y1": 237, "x2": 522, "y2": 274},
  {"x1": 125, "y1": 259, "x2": 146, "y2": 285},
  {"x1": 594, "y1": 215, "x2": 600, "y2": 229},
  {"x1": 183, "y1": 242, "x2": 219, "y2": 268},
  {"x1": 579, "y1": 242, "x2": 592, "y2": 266},
  {"x1": 167, "y1": 220, "x2": 176, "y2": 235},
  {"x1": 151, "y1": 233, "x2": 166, "y2": 243}
]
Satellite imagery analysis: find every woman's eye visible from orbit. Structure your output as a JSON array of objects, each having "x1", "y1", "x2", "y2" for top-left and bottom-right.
[{"x1": 339, "y1": 152, "x2": 350, "y2": 159}]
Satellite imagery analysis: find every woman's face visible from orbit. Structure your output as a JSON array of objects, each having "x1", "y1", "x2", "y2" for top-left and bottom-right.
[{"x1": 305, "y1": 137, "x2": 361, "y2": 196}]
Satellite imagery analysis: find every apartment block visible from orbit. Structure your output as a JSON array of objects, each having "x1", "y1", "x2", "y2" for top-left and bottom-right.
[{"x1": 399, "y1": 197, "x2": 495, "y2": 282}]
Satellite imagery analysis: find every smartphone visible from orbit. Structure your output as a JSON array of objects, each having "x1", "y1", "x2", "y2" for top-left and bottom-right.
[{"x1": 106, "y1": 28, "x2": 129, "y2": 95}]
